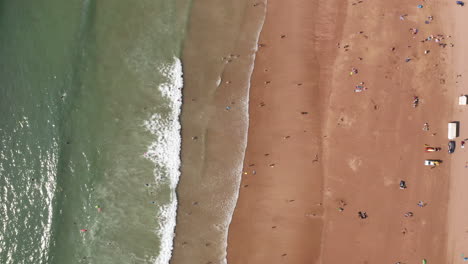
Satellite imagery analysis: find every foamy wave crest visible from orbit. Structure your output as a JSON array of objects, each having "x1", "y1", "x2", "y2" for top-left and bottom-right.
[{"x1": 143, "y1": 57, "x2": 183, "y2": 264}]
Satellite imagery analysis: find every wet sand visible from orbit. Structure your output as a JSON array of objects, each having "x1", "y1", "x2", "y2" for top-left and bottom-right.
[
  {"x1": 171, "y1": 1, "x2": 266, "y2": 264},
  {"x1": 227, "y1": 0, "x2": 344, "y2": 262},
  {"x1": 228, "y1": 0, "x2": 459, "y2": 263}
]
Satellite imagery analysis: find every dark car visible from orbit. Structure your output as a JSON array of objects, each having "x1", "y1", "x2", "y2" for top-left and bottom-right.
[{"x1": 448, "y1": 141, "x2": 456, "y2": 153}]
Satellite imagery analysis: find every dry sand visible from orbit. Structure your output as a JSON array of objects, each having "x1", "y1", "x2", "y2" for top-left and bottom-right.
[
  {"x1": 228, "y1": 0, "x2": 464, "y2": 263},
  {"x1": 445, "y1": 3, "x2": 468, "y2": 263}
]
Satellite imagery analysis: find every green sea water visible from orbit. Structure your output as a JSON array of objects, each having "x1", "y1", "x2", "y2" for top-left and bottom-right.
[{"x1": 0, "y1": 1, "x2": 189, "y2": 263}]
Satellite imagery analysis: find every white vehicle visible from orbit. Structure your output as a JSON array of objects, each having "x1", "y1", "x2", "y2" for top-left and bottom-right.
[
  {"x1": 424, "y1": 160, "x2": 441, "y2": 166},
  {"x1": 459, "y1": 95, "x2": 467, "y2": 105},
  {"x1": 448, "y1": 122, "x2": 458, "y2": 140}
]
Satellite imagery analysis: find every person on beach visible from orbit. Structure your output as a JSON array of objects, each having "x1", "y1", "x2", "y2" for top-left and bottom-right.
[
  {"x1": 423, "y1": 123, "x2": 429, "y2": 131},
  {"x1": 410, "y1": 28, "x2": 418, "y2": 35},
  {"x1": 404, "y1": 212, "x2": 414, "y2": 217},
  {"x1": 425, "y1": 16, "x2": 433, "y2": 24},
  {"x1": 400, "y1": 180, "x2": 407, "y2": 189},
  {"x1": 402, "y1": 228, "x2": 408, "y2": 235},
  {"x1": 354, "y1": 86, "x2": 367, "y2": 92},
  {"x1": 413, "y1": 96, "x2": 419, "y2": 107},
  {"x1": 417, "y1": 201, "x2": 426, "y2": 207},
  {"x1": 358, "y1": 211, "x2": 368, "y2": 219},
  {"x1": 338, "y1": 200, "x2": 347, "y2": 211},
  {"x1": 354, "y1": 82, "x2": 367, "y2": 92}
]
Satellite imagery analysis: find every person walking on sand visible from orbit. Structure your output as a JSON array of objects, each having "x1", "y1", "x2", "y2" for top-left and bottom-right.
[
  {"x1": 423, "y1": 123, "x2": 429, "y2": 131},
  {"x1": 354, "y1": 82, "x2": 367, "y2": 92},
  {"x1": 358, "y1": 211, "x2": 368, "y2": 219},
  {"x1": 400, "y1": 180, "x2": 407, "y2": 189}
]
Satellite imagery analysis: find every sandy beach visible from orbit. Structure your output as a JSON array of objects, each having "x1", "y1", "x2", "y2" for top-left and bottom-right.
[
  {"x1": 227, "y1": 0, "x2": 343, "y2": 262},
  {"x1": 445, "y1": 2, "x2": 468, "y2": 263},
  {"x1": 228, "y1": 0, "x2": 465, "y2": 263}
]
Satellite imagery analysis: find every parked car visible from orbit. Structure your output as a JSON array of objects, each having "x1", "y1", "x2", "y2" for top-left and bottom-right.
[
  {"x1": 448, "y1": 141, "x2": 456, "y2": 153},
  {"x1": 424, "y1": 159, "x2": 442, "y2": 166}
]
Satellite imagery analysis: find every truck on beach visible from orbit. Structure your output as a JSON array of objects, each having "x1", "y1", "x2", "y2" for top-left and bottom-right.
[
  {"x1": 459, "y1": 95, "x2": 467, "y2": 105},
  {"x1": 448, "y1": 122, "x2": 458, "y2": 140}
]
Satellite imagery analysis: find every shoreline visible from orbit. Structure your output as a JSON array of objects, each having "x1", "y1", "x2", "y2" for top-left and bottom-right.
[
  {"x1": 228, "y1": 0, "x2": 457, "y2": 263},
  {"x1": 227, "y1": 0, "x2": 346, "y2": 262},
  {"x1": 170, "y1": 1, "x2": 266, "y2": 263}
]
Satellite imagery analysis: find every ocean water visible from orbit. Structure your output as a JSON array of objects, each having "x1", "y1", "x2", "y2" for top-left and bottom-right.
[{"x1": 0, "y1": 1, "x2": 189, "y2": 263}]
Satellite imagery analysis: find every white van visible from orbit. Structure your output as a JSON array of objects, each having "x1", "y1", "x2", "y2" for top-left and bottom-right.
[
  {"x1": 459, "y1": 95, "x2": 468, "y2": 105},
  {"x1": 448, "y1": 122, "x2": 458, "y2": 140}
]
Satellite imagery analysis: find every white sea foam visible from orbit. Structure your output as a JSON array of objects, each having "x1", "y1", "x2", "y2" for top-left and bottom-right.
[{"x1": 143, "y1": 58, "x2": 183, "y2": 264}]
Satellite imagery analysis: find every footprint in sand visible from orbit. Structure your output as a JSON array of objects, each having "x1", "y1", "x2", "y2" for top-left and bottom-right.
[
  {"x1": 383, "y1": 176, "x2": 393, "y2": 187},
  {"x1": 337, "y1": 112, "x2": 356, "y2": 127},
  {"x1": 213, "y1": 223, "x2": 227, "y2": 232},
  {"x1": 348, "y1": 157, "x2": 362, "y2": 172}
]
